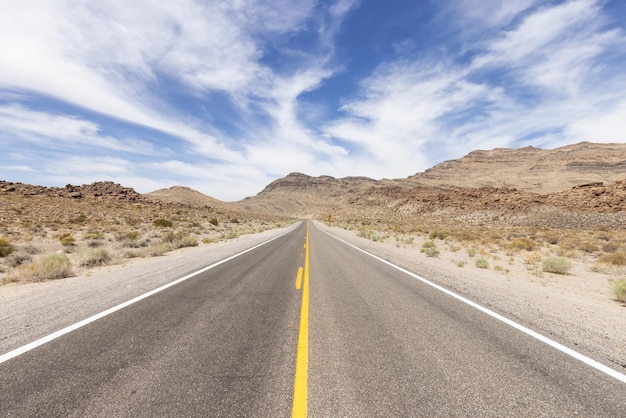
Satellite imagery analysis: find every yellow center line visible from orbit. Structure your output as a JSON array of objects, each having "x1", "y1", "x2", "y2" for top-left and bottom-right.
[
  {"x1": 295, "y1": 267, "x2": 303, "y2": 290},
  {"x1": 292, "y1": 222, "x2": 310, "y2": 417}
]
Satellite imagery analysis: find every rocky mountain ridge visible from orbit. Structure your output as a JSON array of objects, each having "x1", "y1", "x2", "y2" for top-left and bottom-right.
[
  {"x1": 236, "y1": 142, "x2": 626, "y2": 227},
  {"x1": 410, "y1": 142, "x2": 626, "y2": 193},
  {"x1": 2, "y1": 142, "x2": 625, "y2": 227},
  {"x1": 0, "y1": 181, "x2": 146, "y2": 202}
]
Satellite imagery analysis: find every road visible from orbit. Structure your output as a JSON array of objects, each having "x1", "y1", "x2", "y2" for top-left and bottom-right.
[{"x1": 1, "y1": 221, "x2": 625, "y2": 416}]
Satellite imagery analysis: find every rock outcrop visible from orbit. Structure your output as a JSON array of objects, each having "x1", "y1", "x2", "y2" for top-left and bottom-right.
[{"x1": 0, "y1": 181, "x2": 145, "y2": 202}]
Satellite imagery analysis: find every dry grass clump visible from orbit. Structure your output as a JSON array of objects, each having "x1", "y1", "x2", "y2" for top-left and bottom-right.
[
  {"x1": 542, "y1": 256, "x2": 572, "y2": 275},
  {"x1": 143, "y1": 242, "x2": 172, "y2": 257},
  {"x1": 58, "y1": 233, "x2": 76, "y2": 248},
  {"x1": 153, "y1": 218, "x2": 173, "y2": 228},
  {"x1": 610, "y1": 279, "x2": 626, "y2": 302},
  {"x1": 162, "y1": 230, "x2": 199, "y2": 248},
  {"x1": 420, "y1": 241, "x2": 439, "y2": 257},
  {"x1": 475, "y1": 258, "x2": 489, "y2": 269},
  {"x1": 79, "y1": 248, "x2": 113, "y2": 267},
  {"x1": 12, "y1": 253, "x2": 74, "y2": 282},
  {"x1": 598, "y1": 251, "x2": 626, "y2": 267},
  {"x1": 0, "y1": 237, "x2": 15, "y2": 257},
  {"x1": 506, "y1": 237, "x2": 539, "y2": 252}
]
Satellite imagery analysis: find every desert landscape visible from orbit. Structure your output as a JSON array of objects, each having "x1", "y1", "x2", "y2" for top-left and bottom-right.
[{"x1": 1, "y1": 141, "x2": 625, "y2": 370}]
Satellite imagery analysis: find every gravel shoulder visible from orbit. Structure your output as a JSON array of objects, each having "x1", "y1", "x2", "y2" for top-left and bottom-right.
[
  {"x1": 0, "y1": 223, "x2": 299, "y2": 355},
  {"x1": 315, "y1": 221, "x2": 626, "y2": 374}
]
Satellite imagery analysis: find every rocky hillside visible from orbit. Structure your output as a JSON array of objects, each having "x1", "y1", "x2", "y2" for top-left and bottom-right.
[
  {"x1": 235, "y1": 173, "x2": 379, "y2": 217},
  {"x1": 145, "y1": 186, "x2": 232, "y2": 211},
  {"x1": 410, "y1": 142, "x2": 626, "y2": 193},
  {"x1": 0, "y1": 181, "x2": 146, "y2": 202},
  {"x1": 237, "y1": 143, "x2": 626, "y2": 228}
]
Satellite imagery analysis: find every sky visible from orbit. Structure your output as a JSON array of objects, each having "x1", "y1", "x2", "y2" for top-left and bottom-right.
[{"x1": 1, "y1": 0, "x2": 626, "y2": 201}]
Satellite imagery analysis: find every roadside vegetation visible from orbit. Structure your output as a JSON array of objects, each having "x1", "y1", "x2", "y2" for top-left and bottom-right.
[
  {"x1": 0, "y1": 194, "x2": 291, "y2": 285},
  {"x1": 332, "y1": 217, "x2": 626, "y2": 304}
]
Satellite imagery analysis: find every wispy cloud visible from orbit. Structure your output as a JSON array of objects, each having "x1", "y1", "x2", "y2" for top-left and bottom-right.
[
  {"x1": 0, "y1": 105, "x2": 158, "y2": 154},
  {"x1": 1, "y1": 0, "x2": 625, "y2": 200},
  {"x1": 324, "y1": 0, "x2": 626, "y2": 168}
]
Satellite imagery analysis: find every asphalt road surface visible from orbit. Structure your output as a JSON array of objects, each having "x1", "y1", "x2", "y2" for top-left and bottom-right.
[{"x1": 1, "y1": 221, "x2": 625, "y2": 417}]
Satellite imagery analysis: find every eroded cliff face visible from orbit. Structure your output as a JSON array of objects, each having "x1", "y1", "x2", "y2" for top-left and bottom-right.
[{"x1": 410, "y1": 142, "x2": 626, "y2": 193}]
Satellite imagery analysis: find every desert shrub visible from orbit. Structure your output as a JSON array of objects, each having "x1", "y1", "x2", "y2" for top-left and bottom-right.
[
  {"x1": 79, "y1": 248, "x2": 112, "y2": 267},
  {"x1": 153, "y1": 219, "x2": 173, "y2": 228},
  {"x1": 88, "y1": 239, "x2": 104, "y2": 248},
  {"x1": 144, "y1": 242, "x2": 171, "y2": 257},
  {"x1": 506, "y1": 237, "x2": 538, "y2": 252},
  {"x1": 602, "y1": 242, "x2": 619, "y2": 253},
  {"x1": 58, "y1": 233, "x2": 76, "y2": 247},
  {"x1": 598, "y1": 251, "x2": 626, "y2": 266},
  {"x1": 162, "y1": 231, "x2": 178, "y2": 243},
  {"x1": 121, "y1": 230, "x2": 145, "y2": 248},
  {"x1": 225, "y1": 231, "x2": 239, "y2": 240},
  {"x1": 83, "y1": 230, "x2": 103, "y2": 240},
  {"x1": 577, "y1": 241, "x2": 599, "y2": 253},
  {"x1": 523, "y1": 252, "x2": 542, "y2": 264},
  {"x1": 70, "y1": 214, "x2": 88, "y2": 224},
  {"x1": 420, "y1": 241, "x2": 439, "y2": 257},
  {"x1": 164, "y1": 230, "x2": 198, "y2": 248},
  {"x1": 429, "y1": 230, "x2": 447, "y2": 240},
  {"x1": 610, "y1": 279, "x2": 626, "y2": 302},
  {"x1": 542, "y1": 232, "x2": 560, "y2": 245},
  {"x1": 208, "y1": 218, "x2": 219, "y2": 226},
  {"x1": 6, "y1": 253, "x2": 32, "y2": 268},
  {"x1": 125, "y1": 231, "x2": 140, "y2": 240},
  {"x1": 475, "y1": 258, "x2": 489, "y2": 269},
  {"x1": 15, "y1": 253, "x2": 73, "y2": 282},
  {"x1": 122, "y1": 250, "x2": 140, "y2": 259},
  {"x1": 0, "y1": 238, "x2": 15, "y2": 257},
  {"x1": 177, "y1": 234, "x2": 198, "y2": 248},
  {"x1": 542, "y1": 256, "x2": 572, "y2": 275},
  {"x1": 230, "y1": 218, "x2": 240, "y2": 224}
]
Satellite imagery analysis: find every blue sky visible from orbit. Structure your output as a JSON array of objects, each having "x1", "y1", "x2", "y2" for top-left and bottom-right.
[{"x1": 1, "y1": 0, "x2": 626, "y2": 201}]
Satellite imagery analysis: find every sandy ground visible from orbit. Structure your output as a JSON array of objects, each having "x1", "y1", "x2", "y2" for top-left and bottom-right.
[{"x1": 1, "y1": 221, "x2": 624, "y2": 377}]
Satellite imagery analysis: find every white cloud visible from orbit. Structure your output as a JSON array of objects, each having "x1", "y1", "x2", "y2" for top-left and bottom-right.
[
  {"x1": 564, "y1": 101, "x2": 626, "y2": 143},
  {"x1": 0, "y1": 104, "x2": 159, "y2": 154},
  {"x1": 324, "y1": 61, "x2": 494, "y2": 174},
  {"x1": 324, "y1": 0, "x2": 626, "y2": 172},
  {"x1": 0, "y1": 0, "x2": 321, "y2": 164},
  {"x1": 453, "y1": 0, "x2": 539, "y2": 28}
]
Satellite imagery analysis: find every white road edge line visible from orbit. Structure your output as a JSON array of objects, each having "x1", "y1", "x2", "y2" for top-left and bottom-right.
[
  {"x1": 0, "y1": 227, "x2": 296, "y2": 365},
  {"x1": 318, "y1": 224, "x2": 626, "y2": 385}
]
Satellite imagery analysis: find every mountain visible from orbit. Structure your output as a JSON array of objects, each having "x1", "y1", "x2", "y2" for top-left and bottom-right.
[
  {"x1": 236, "y1": 142, "x2": 626, "y2": 226},
  {"x1": 409, "y1": 142, "x2": 626, "y2": 193},
  {"x1": 145, "y1": 186, "x2": 231, "y2": 210},
  {"x1": 235, "y1": 172, "x2": 380, "y2": 217}
]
